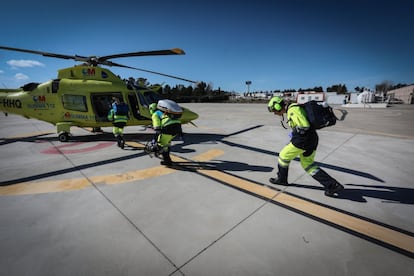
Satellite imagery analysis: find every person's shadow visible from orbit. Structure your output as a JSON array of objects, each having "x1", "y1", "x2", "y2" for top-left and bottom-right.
[
  {"x1": 284, "y1": 183, "x2": 414, "y2": 204},
  {"x1": 336, "y1": 183, "x2": 414, "y2": 204}
]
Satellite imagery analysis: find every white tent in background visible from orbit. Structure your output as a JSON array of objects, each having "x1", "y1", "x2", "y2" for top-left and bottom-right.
[{"x1": 357, "y1": 90, "x2": 375, "y2": 103}]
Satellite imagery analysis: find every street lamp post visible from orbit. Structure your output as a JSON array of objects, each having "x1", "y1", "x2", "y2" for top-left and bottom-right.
[{"x1": 245, "y1": 81, "x2": 252, "y2": 94}]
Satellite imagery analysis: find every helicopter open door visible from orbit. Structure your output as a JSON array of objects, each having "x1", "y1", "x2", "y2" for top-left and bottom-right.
[{"x1": 91, "y1": 93, "x2": 123, "y2": 122}]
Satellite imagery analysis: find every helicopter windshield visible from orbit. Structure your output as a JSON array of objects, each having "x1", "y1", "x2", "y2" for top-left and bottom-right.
[
  {"x1": 129, "y1": 85, "x2": 167, "y2": 120},
  {"x1": 135, "y1": 88, "x2": 164, "y2": 107}
]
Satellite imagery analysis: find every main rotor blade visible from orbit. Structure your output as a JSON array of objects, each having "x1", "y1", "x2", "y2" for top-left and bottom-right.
[
  {"x1": 99, "y1": 48, "x2": 185, "y2": 62},
  {"x1": 0, "y1": 45, "x2": 195, "y2": 83},
  {"x1": 0, "y1": 46, "x2": 185, "y2": 64},
  {"x1": 108, "y1": 61, "x2": 197, "y2": 83},
  {"x1": 0, "y1": 46, "x2": 77, "y2": 60}
]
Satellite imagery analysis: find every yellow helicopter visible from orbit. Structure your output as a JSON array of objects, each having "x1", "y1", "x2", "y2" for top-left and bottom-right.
[{"x1": 0, "y1": 46, "x2": 199, "y2": 142}]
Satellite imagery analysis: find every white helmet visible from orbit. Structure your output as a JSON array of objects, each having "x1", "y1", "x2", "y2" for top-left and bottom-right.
[{"x1": 157, "y1": 99, "x2": 183, "y2": 114}]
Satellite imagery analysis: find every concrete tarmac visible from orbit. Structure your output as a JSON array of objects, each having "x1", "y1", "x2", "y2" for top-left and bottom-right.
[{"x1": 1, "y1": 103, "x2": 413, "y2": 276}]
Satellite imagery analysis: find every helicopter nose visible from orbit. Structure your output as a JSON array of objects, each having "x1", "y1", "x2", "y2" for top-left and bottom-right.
[{"x1": 181, "y1": 108, "x2": 199, "y2": 124}]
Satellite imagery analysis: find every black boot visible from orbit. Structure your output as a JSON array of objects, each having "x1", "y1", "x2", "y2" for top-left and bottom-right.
[
  {"x1": 116, "y1": 135, "x2": 122, "y2": 147},
  {"x1": 312, "y1": 169, "x2": 344, "y2": 197},
  {"x1": 120, "y1": 136, "x2": 125, "y2": 149},
  {"x1": 161, "y1": 150, "x2": 173, "y2": 166},
  {"x1": 116, "y1": 135, "x2": 125, "y2": 149},
  {"x1": 269, "y1": 165, "x2": 289, "y2": 185}
]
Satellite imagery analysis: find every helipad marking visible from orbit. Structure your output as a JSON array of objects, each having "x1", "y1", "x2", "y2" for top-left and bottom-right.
[{"x1": 41, "y1": 142, "x2": 114, "y2": 154}]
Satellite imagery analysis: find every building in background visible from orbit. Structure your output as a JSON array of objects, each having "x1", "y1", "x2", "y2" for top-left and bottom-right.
[{"x1": 386, "y1": 85, "x2": 414, "y2": 104}]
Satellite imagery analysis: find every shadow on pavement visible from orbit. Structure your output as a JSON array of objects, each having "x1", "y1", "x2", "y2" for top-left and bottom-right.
[{"x1": 280, "y1": 182, "x2": 414, "y2": 204}]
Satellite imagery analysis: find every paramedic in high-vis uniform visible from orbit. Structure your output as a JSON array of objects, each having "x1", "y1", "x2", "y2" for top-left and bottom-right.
[
  {"x1": 148, "y1": 100, "x2": 183, "y2": 166},
  {"x1": 267, "y1": 96, "x2": 344, "y2": 197},
  {"x1": 107, "y1": 97, "x2": 129, "y2": 149}
]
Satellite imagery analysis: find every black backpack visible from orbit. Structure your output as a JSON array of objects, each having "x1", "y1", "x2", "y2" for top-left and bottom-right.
[
  {"x1": 114, "y1": 102, "x2": 129, "y2": 116},
  {"x1": 302, "y1": 101, "x2": 337, "y2": 129}
]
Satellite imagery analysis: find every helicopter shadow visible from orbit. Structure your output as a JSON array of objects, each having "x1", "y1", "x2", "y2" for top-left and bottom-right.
[
  {"x1": 278, "y1": 183, "x2": 414, "y2": 204},
  {"x1": 0, "y1": 130, "x2": 151, "y2": 146},
  {"x1": 0, "y1": 132, "x2": 56, "y2": 146}
]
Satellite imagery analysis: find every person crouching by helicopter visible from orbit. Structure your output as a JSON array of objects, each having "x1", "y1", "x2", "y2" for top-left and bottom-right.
[
  {"x1": 267, "y1": 96, "x2": 344, "y2": 197},
  {"x1": 107, "y1": 97, "x2": 129, "y2": 149},
  {"x1": 149, "y1": 102, "x2": 163, "y2": 136},
  {"x1": 147, "y1": 100, "x2": 183, "y2": 166}
]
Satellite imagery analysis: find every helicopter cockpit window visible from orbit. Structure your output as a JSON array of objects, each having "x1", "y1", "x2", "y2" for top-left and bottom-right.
[
  {"x1": 141, "y1": 91, "x2": 164, "y2": 106},
  {"x1": 62, "y1": 94, "x2": 87, "y2": 112}
]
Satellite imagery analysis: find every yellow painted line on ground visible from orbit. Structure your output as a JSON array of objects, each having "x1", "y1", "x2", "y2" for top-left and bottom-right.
[
  {"x1": 86, "y1": 150, "x2": 229, "y2": 186},
  {"x1": 192, "y1": 149, "x2": 225, "y2": 162},
  {"x1": 0, "y1": 179, "x2": 91, "y2": 196},
  {"x1": 274, "y1": 193, "x2": 414, "y2": 254},
  {"x1": 90, "y1": 166, "x2": 177, "y2": 185},
  {"x1": 125, "y1": 141, "x2": 145, "y2": 149},
  {"x1": 200, "y1": 169, "x2": 280, "y2": 199},
  {"x1": 197, "y1": 169, "x2": 414, "y2": 255},
  {"x1": 0, "y1": 149, "x2": 224, "y2": 195}
]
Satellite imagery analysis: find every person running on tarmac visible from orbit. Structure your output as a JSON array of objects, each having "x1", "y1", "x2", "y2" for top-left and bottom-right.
[
  {"x1": 107, "y1": 97, "x2": 129, "y2": 149},
  {"x1": 267, "y1": 96, "x2": 344, "y2": 197},
  {"x1": 148, "y1": 100, "x2": 183, "y2": 166}
]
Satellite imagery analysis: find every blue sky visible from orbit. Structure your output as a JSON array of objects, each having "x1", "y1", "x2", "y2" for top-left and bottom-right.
[{"x1": 1, "y1": 0, "x2": 413, "y2": 93}]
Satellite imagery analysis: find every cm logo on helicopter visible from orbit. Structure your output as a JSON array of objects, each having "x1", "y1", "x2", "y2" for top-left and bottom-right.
[
  {"x1": 82, "y1": 67, "x2": 96, "y2": 77},
  {"x1": 33, "y1": 95, "x2": 46, "y2": 102}
]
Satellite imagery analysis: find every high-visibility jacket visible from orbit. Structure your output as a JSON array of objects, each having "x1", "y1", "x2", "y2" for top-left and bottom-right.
[
  {"x1": 151, "y1": 110, "x2": 164, "y2": 130},
  {"x1": 107, "y1": 109, "x2": 129, "y2": 123},
  {"x1": 161, "y1": 115, "x2": 181, "y2": 128},
  {"x1": 160, "y1": 114, "x2": 181, "y2": 135},
  {"x1": 286, "y1": 103, "x2": 318, "y2": 152},
  {"x1": 287, "y1": 103, "x2": 310, "y2": 131},
  {"x1": 155, "y1": 114, "x2": 182, "y2": 148}
]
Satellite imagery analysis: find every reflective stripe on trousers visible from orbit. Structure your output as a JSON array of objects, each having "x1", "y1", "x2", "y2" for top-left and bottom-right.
[{"x1": 278, "y1": 142, "x2": 319, "y2": 175}]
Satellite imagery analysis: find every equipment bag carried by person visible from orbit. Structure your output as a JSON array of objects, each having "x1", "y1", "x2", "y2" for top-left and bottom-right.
[
  {"x1": 301, "y1": 100, "x2": 337, "y2": 129},
  {"x1": 113, "y1": 102, "x2": 129, "y2": 116}
]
